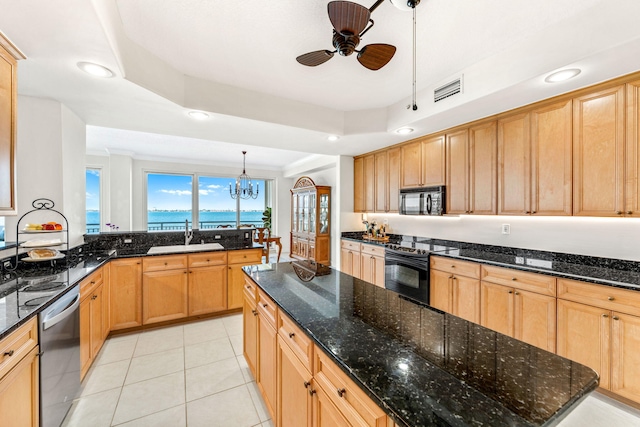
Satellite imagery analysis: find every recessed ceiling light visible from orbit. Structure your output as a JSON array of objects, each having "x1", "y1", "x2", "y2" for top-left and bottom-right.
[
  {"x1": 327, "y1": 135, "x2": 340, "y2": 141},
  {"x1": 396, "y1": 127, "x2": 414, "y2": 135},
  {"x1": 187, "y1": 111, "x2": 210, "y2": 120},
  {"x1": 77, "y1": 62, "x2": 114, "y2": 78},
  {"x1": 545, "y1": 68, "x2": 581, "y2": 83}
]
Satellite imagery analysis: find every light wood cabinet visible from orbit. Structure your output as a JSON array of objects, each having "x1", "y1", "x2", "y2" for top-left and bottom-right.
[
  {"x1": 291, "y1": 177, "x2": 331, "y2": 265},
  {"x1": 625, "y1": 80, "x2": 640, "y2": 216},
  {"x1": 0, "y1": 38, "x2": 21, "y2": 215},
  {"x1": 277, "y1": 333, "x2": 313, "y2": 427},
  {"x1": 228, "y1": 249, "x2": 263, "y2": 309},
  {"x1": 313, "y1": 383, "x2": 350, "y2": 427},
  {"x1": 142, "y1": 255, "x2": 189, "y2": 325},
  {"x1": 429, "y1": 257, "x2": 481, "y2": 323},
  {"x1": 257, "y1": 288, "x2": 278, "y2": 420},
  {"x1": 0, "y1": 318, "x2": 38, "y2": 427},
  {"x1": 109, "y1": 258, "x2": 143, "y2": 330},
  {"x1": 354, "y1": 156, "x2": 364, "y2": 212},
  {"x1": 188, "y1": 251, "x2": 228, "y2": 316},
  {"x1": 243, "y1": 278, "x2": 258, "y2": 378},
  {"x1": 360, "y1": 243, "x2": 385, "y2": 288},
  {"x1": 573, "y1": 85, "x2": 626, "y2": 216},
  {"x1": 401, "y1": 135, "x2": 446, "y2": 188},
  {"x1": 446, "y1": 122, "x2": 498, "y2": 215},
  {"x1": 363, "y1": 154, "x2": 375, "y2": 212},
  {"x1": 371, "y1": 147, "x2": 401, "y2": 213},
  {"x1": 498, "y1": 100, "x2": 572, "y2": 216},
  {"x1": 80, "y1": 268, "x2": 107, "y2": 378},
  {"x1": 340, "y1": 240, "x2": 362, "y2": 279}
]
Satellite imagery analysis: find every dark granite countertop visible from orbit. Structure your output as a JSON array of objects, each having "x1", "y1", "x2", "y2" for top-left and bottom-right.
[
  {"x1": 244, "y1": 262, "x2": 598, "y2": 427},
  {"x1": 341, "y1": 232, "x2": 640, "y2": 291}
]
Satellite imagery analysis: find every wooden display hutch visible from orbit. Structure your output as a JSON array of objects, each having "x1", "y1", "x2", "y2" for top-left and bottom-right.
[{"x1": 290, "y1": 177, "x2": 331, "y2": 265}]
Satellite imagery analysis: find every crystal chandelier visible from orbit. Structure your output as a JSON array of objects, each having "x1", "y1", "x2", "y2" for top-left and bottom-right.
[{"x1": 229, "y1": 151, "x2": 259, "y2": 199}]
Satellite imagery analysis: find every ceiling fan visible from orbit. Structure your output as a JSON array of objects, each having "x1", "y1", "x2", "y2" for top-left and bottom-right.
[{"x1": 296, "y1": 0, "x2": 397, "y2": 71}]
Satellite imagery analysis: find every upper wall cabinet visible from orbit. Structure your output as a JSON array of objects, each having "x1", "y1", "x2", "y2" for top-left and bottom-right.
[
  {"x1": 446, "y1": 121, "x2": 497, "y2": 215},
  {"x1": 573, "y1": 86, "x2": 625, "y2": 216},
  {"x1": 626, "y1": 80, "x2": 640, "y2": 216},
  {"x1": 0, "y1": 38, "x2": 21, "y2": 215},
  {"x1": 354, "y1": 147, "x2": 400, "y2": 213},
  {"x1": 498, "y1": 100, "x2": 573, "y2": 216},
  {"x1": 401, "y1": 135, "x2": 446, "y2": 188}
]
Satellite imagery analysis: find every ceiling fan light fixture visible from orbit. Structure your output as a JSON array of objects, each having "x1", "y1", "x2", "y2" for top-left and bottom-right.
[
  {"x1": 77, "y1": 61, "x2": 114, "y2": 78},
  {"x1": 187, "y1": 111, "x2": 210, "y2": 120},
  {"x1": 390, "y1": 0, "x2": 420, "y2": 11},
  {"x1": 545, "y1": 68, "x2": 581, "y2": 83},
  {"x1": 327, "y1": 135, "x2": 340, "y2": 141},
  {"x1": 396, "y1": 127, "x2": 414, "y2": 135}
]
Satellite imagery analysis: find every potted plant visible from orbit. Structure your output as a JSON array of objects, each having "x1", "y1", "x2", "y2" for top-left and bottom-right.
[{"x1": 262, "y1": 207, "x2": 272, "y2": 232}]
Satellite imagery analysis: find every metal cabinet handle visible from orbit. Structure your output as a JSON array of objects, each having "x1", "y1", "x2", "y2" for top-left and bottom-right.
[
  {"x1": 91, "y1": 295, "x2": 98, "y2": 300},
  {"x1": 608, "y1": 296, "x2": 614, "y2": 301},
  {"x1": 304, "y1": 381, "x2": 310, "y2": 388},
  {"x1": 531, "y1": 211, "x2": 537, "y2": 214},
  {"x1": 90, "y1": 280, "x2": 95, "y2": 284},
  {"x1": 4, "y1": 350, "x2": 14, "y2": 357},
  {"x1": 511, "y1": 277, "x2": 517, "y2": 281},
  {"x1": 288, "y1": 332, "x2": 295, "y2": 338},
  {"x1": 337, "y1": 388, "x2": 346, "y2": 397},
  {"x1": 508, "y1": 290, "x2": 513, "y2": 294},
  {"x1": 164, "y1": 262, "x2": 168, "y2": 266},
  {"x1": 627, "y1": 211, "x2": 633, "y2": 215},
  {"x1": 450, "y1": 265, "x2": 455, "y2": 268},
  {"x1": 251, "y1": 309, "x2": 257, "y2": 315},
  {"x1": 615, "y1": 211, "x2": 622, "y2": 215},
  {"x1": 514, "y1": 291, "x2": 520, "y2": 296},
  {"x1": 309, "y1": 389, "x2": 317, "y2": 396},
  {"x1": 613, "y1": 316, "x2": 620, "y2": 320},
  {"x1": 263, "y1": 303, "x2": 268, "y2": 308}
]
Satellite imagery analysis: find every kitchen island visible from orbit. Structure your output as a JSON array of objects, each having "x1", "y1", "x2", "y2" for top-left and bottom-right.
[{"x1": 243, "y1": 262, "x2": 598, "y2": 427}]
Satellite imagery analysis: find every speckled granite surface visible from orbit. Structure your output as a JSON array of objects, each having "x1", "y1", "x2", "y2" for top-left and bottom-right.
[
  {"x1": 244, "y1": 262, "x2": 598, "y2": 427},
  {"x1": 342, "y1": 232, "x2": 640, "y2": 291}
]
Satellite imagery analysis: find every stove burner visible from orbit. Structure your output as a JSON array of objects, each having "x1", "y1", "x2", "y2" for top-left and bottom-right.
[
  {"x1": 385, "y1": 244, "x2": 430, "y2": 255},
  {"x1": 22, "y1": 282, "x2": 66, "y2": 293},
  {"x1": 22, "y1": 296, "x2": 50, "y2": 308}
]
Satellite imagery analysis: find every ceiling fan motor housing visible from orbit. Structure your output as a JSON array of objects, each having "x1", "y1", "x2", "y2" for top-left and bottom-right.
[{"x1": 333, "y1": 31, "x2": 360, "y2": 56}]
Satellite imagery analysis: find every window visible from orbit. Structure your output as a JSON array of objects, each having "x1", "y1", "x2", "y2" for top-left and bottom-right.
[
  {"x1": 86, "y1": 168, "x2": 101, "y2": 234},
  {"x1": 145, "y1": 172, "x2": 270, "y2": 231},
  {"x1": 0, "y1": 217, "x2": 4, "y2": 242},
  {"x1": 147, "y1": 173, "x2": 193, "y2": 231}
]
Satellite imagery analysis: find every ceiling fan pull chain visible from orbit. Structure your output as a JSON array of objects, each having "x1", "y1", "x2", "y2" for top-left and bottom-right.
[{"x1": 412, "y1": 6, "x2": 418, "y2": 111}]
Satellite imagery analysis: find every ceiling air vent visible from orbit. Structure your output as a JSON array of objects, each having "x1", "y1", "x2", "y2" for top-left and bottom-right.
[{"x1": 434, "y1": 77, "x2": 462, "y2": 103}]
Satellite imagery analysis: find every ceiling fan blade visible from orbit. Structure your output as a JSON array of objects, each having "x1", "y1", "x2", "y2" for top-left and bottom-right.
[
  {"x1": 296, "y1": 50, "x2": 335, "y2": 67},
  {"x1": 357, "y1": 44, "x2": 396, "y2": 70},
  {"x1": 328, "y1": 1, "x2": 370, "y2": 35}
]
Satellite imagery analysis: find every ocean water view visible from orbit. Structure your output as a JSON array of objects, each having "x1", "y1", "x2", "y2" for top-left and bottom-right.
[{"x1": 86, "y1": 210, "x2": 265, "y2": 232}]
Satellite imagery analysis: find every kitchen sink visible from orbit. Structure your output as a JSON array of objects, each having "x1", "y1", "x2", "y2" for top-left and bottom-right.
[{"x1": 147, "y1": 243, "x2": 224, "y2": 255}]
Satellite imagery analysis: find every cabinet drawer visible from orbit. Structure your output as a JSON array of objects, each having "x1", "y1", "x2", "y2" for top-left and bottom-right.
[
  {"x1": 257, "y1": 288, "x2": 277, "y2": 329},
  {"x1": 278, "y1": 312, "x2": 313, "y2": 372},
  {"x1": 0, "y1": 317, "x2": 38, "y2": 379},
  {"x1": 314, "y1": 348, "x2": 387, "y2": 427},
  {"x1": 341, "y1": 240, "x2": 361, "y2": 252},
  {"x1": 430, "y1": 256, "x2": 480, "y2": 279},
  {"x1": 481, "y1": 265, "x2": 556, "y2": 296},
  {"x1": 143, "y1": 255, "x2": 188, "y2": 272},
  {"x1": 243, "y1": 277, "x2": 258, "y2": 305},
  {"x1": 188, "y1": 251, "x2": 227, "y2": 267},
  {"x1": 361, "y1": 243, "x2": 384, "y2": 257},
  {"x1": 80, "y1": 268, "x2": 103, "y2": 300},
  {"x1": 558, "y1": 278, "x2": 640, "y2": 317},
  {"x1": 228, "y1": 249, "x2": 262, "y2": 265}
]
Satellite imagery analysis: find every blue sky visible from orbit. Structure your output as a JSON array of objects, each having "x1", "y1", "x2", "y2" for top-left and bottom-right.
[{"x1": 86, "y1": 169, "x2": 100, "y2": 210}]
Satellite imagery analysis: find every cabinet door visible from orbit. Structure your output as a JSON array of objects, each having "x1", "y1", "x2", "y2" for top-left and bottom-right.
[
  {"x1": 360, "y1": 253, "x2": 384, "y2": 287},
  {"x1": 340, "y1": 248, "x2": 361, "y2": 279},
  {"x1": 0, "y1": 45, "x2": 17, "y2": 214},
  {"x1": 277, "y1": 337, "x2": 313, "y2": 427},
  {"x1": 557, "y1": 299, "x2": 610, "y2": 389},
  {"x1": 189, "y1": 265, "x2": 227, "y2": 315},
  {"x1": 228, "y1": 264, "x2": 248, "y2": 309},
  {"x1": 90, "y1": 285, "x2": 105, "y2": 357},
  {"x1": 363, "y1": 154, "x2": 375, "y2": 212},
  {"x1": 102, "y1": 265, "x2": 111, "y2": 340},
  {"x1": 429, "y1": 269, "x2": 452, "y2": 313},
  {"x1": 374, "y1": 151, "x2": 387, "y2": 212},
  {"x1": 610, "y1": 312, "x2": 640, "y2": 402},
  {"x1": 531, "y1": 100, "x2": 573, "y2": 216},
  {"x1": 80, "y1": 297, "x2": 92, "y2": 378},
  {"x1": 372, "y1": 255, "x2": 385, "y2": 288},
  {"x1": 0, "y1": 346, "x2": 39, "y2": 427},
  {"x1": 142, "y1": 269, "x2": 189, "y2": 324},
  {"x1": 313, "y1": 383, "x2": 350, "y2": 427},
  {"x1": 387, "y1": 147, "x2": 401, "y2": 212},
  {"x1": 243, "y1": 294, "x2": 258, "y2": 378},
  {"x1": 480, "y1": 282, "x2": 513, "y2": 337},
  {"x1": 400, "y1": 140, "x2": 422, "y2": 188},
  {"x1": 446, "y1": 129, "x2": 469, "y2": 214},
  {"x1": 573, "y1": 85, "x2": 625, "y2": 216},
  {"x1": 451, "y1": 275, "x2": 480, "y2": 324},
  {"x1": 258, "y1": 317, "x2": 277, "y2": 420},
  {"x1": 498, "y1": 112, "x2": 531, "y2": 215},
  {"x1": 469, "y1": 121, "x2": 497, "y2": 215},
  {"x1": 422, "y1": 135, "x2": 446, "y2": 186},
  {"x1": 513, "y1": 289, "x2": 556, "y2": 352},
  {"x1": 354, "y1": 156, "x2": 364, "y2": 212},
  {"x1": 626, "y1": 80, "x2": 640, "y2": 216},
  {"x1": 110, "y1": 258, "x2": 142, "y2": 330}
]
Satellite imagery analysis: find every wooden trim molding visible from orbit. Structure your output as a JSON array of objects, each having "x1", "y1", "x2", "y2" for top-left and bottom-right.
[{"x1": 0, "y1": 30, "x2": 26, "y2": 60}]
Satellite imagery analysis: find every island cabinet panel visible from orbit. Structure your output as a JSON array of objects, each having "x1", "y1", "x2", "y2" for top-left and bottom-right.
[
  {"x1": 314, "y1": 384, "x2": 350, "y2": 427},
  {"x1": 109, "y1": 258, "x2": 143, "y2": 330},
  {"x1": 277, "y1": 335, "x2": 313, "y2": 427},
  {"x1": 0, "y1": 43, "x2": 18, "y2": 215},
  {"x1": 278, "y1": 312, "x2": 314, "y2": 372},
  {"x1": 142, "y1": 269, "x2": 189, "y2": 325},
  {"x1": 243, "y1": 278, "x2": 258, "y2": 378},
  {"x1": 354, "y1": 156, "x2": 364, "y2": 212},
  {"x1": 228, "y1": 249, "x2": 263, "y2": 309},
  {"x1": 498, "y1": 112, "x2": 531, "y2": 215},
  {"x1": 626, "y1": 80, "x2": 640, "y2": 216},
  {"x1": 257, "y1": 305, "x2": 277, "y2": 420},
  {"x1": 314, "y1": 349, "x2": 387, "y2": 427},
  {"x1": 573, "y1": 85, "x2": 626, "y2": 216},
  {"x1": 188, "y1": 265, "x2": 227, "y2": 316},
  {"x1": 340, "y1": 240, "x2": 362, "y2": 279}
]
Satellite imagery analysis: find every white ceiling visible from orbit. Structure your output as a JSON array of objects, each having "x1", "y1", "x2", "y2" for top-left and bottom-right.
[{"x1": 2, "y1": 0, "x2": 640, "y2": 169}]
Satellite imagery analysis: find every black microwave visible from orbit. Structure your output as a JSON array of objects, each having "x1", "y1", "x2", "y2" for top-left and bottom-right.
[{"x1": 399, "y1": 186, "x2": 446, "y2": 215}]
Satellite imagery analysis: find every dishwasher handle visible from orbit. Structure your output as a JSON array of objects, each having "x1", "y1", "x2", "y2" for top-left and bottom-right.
[{"x1": 42, "y1": 293, "x2": 80, "y2": 331}]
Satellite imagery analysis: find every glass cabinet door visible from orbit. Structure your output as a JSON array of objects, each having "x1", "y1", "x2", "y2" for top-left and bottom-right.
[
  {"x1": 319, "y1": 193, "x2": 329, "y2": 234},
  {"x1": 309, "y1": 192, "x2": 316, "y2": 234},
  {"x1": 301, "y1": 193, "x2": 309, "y2": 232},
  {"x1": 292, "y1": 192, "x2": 298, "y2": 232}
]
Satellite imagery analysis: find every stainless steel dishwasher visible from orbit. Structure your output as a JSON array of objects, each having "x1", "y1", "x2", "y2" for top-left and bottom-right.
[{"x1": 38, "y1": 284, "x2": 81, "y2": 427}]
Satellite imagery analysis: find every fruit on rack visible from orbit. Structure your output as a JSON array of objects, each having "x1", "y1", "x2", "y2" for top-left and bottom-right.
[
  {"x1": 28, "y1": 249, "x2": 58, "y2": 259},
  {"x1": 25, "y1": 223, "x2": 43, "y2": 230},
  {"x1": 42, "y1": 224, "x2": 56, "y2": 230}
]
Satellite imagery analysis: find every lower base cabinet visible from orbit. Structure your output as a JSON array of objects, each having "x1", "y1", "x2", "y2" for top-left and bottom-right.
[
  {"x1": 314, "y1": 384, "x2": 350, "y2": 426},
  {"x1": 277, "y1": 336, "x2": 313, "y2": 427}
]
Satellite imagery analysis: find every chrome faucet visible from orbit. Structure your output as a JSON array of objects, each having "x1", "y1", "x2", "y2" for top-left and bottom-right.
[{"x1": 185, "y1": 220, "x2": 193, "y2": 245}]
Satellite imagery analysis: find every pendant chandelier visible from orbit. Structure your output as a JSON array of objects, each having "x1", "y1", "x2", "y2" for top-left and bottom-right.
[{"x1": 229, "y1": 151, "x2": 259, "y2": 199}]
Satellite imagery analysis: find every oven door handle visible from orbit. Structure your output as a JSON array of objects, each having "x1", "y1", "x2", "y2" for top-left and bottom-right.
[{"x1": 42, "y1": 293, "x2": 80, "y2": 331}]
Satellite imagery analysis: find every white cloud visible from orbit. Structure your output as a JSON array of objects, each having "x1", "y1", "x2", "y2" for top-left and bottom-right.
[
  {"x1": 159, "y1": 189, "x2": 192, "y2": 196},
  {"x1": 207, "y1": 184, "x2": 224, "y2": 189}
]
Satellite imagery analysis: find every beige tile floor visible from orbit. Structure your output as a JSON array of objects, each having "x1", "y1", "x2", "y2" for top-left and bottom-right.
[{"x1": 62, "y1": 313, "x2": 273, "y2": 427}]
